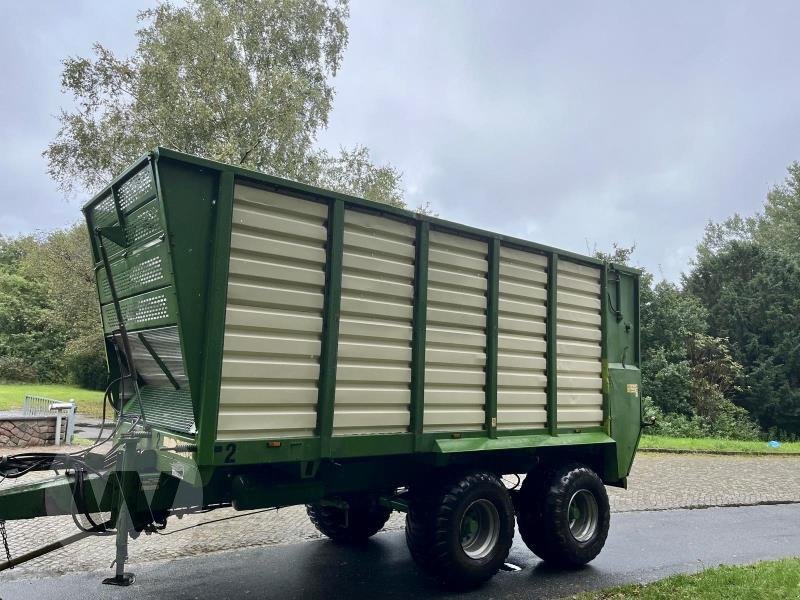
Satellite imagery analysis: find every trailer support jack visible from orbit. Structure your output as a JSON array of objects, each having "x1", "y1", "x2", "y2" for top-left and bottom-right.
[{"x1": 102, "y1": 436, "x2": 138, "y2": 587}]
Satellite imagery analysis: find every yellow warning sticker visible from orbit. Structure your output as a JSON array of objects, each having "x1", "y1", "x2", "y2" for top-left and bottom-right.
[{"x1": 627, "y1": 383, "x2": 639, "y2": 396}]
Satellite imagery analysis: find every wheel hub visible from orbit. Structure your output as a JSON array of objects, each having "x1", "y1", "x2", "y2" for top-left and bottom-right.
[
  {"x1": 459, "y1": 499, "x2": 500, "y2": 559},
  {"x1": 567, "y1": 489, "x2": 599, "y2": 542}
]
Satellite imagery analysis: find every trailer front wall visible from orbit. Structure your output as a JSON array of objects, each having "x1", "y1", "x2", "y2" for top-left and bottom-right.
[{"x1": 87, "y1": 161, "x2": 197, "y2": 434}]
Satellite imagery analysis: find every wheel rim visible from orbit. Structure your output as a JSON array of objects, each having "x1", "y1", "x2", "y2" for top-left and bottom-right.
[
  {"x1": 568, "y1": 489, "x2": 599, "y2": 542},
  {"x1": 459, "y1": 499, "x2": 500, "y2": 559}
]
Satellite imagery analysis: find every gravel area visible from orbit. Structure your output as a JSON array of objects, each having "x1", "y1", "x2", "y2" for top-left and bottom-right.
[{"x1": 1, "y1": 452, "x2": 798, "y2": 580}]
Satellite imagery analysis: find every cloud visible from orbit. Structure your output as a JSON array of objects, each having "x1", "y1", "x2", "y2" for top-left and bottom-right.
[
  {"x1": 318, "y1": 0, "x2": 800, "y2": 280},
  {"x1": 2, "y1": 1, "x2": 799, "y2": 283}
]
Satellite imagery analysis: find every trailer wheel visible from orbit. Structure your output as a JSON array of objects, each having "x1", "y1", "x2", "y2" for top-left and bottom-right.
[
  {"x1": 405, "y1": 472, "x2": 515, "y2": 588},
  {"x1": 306, "y1": 495, "x2": 392, "y2": 543},
  {"x1": 517, "y1": 463, "x2": 610, "y2": 567}
]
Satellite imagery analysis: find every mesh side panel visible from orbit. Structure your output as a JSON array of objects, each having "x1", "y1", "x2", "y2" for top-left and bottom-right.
[
  {"x1": 117, "y1": 166, "x2": 156, "y2": 212},
  {"x1": 93, "y1": 195, "x2": 117, "y2": 227},
  {"x1": 127, "y1": 387, "x2": 195, "y2": 434},
  {"x1": 89, "y1": 194, "x2": 163, "y2": 261},
  {"x1": 125, "y1": 201, "x2": 163, "y2": 246},
  {"x1": 90, "y1": 195, "x2": 126, "y2": 257},
  {"x1": 97, "y1": 242, "x2": 169, "y2": 303},
  {"x1": 101, "y1": 287, "x2": 177, "y2": 333}
]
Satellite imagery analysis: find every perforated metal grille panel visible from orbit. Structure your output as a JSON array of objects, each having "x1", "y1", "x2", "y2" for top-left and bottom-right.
[
  {"x1": 217, "y1": 184, "x2": 327, "y2": 441},
  {"x1": 93, "y1": 195, "x2": 117, "y2": 227},
  {"x1": 125, "y1": 201, "x2": 162, "y2": 246},
  {"x1": 334, "y1": 210, "x2": 415, "y2": 435},
  {"x1": 496, "y1": 246, "x2": 548, "y2": 430},
  {"x1": 424, "y1": 231, "x2": 488, "y2": 432},
  {"x1": 557, "y1": 261, "x2": 603, "y2": 427},
  {"x1": 88, "y1": 165, "x2": 163, "y2": 262},
  {"x1": 97, "y1": 242, "x2": 169, "y2": 303},
  {"x1": 117, "y1": 166, "x2": 156, "y2": 212},
  {"x1": 101, "y1": 287, "x2": 177, "y2": 333}
]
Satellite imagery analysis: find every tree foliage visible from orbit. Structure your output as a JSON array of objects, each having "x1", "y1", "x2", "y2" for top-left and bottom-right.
[
  {"x1": 756, "y1": 161, "x2": 800, "y2": 259},
  {"x1": 44, "y1": 0, "x2": 405, "y2": 206},
  {"x1": 0, "y1": 227, "x2": 104, "y2": 387},
  {"x1": 685, "y1": 241, "x2": 800, "y2": 434}
]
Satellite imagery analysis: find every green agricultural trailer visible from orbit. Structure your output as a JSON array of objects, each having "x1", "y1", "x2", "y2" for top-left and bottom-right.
[{"x1": 0, "y1": 148, "x2": 642, "y2": 588}]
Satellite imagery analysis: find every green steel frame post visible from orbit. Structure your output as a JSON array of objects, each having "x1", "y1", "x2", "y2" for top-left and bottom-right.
[
  {"x1": 485, "y1": 238, "x2": 500, "y2": 438},
  {"x1": 410, "y1": 222, "x2": 430, "y2": 450},
  {"x1": 546, "y1": 253, "x2": 559, "y2": 436},
  {"x1": 600, "y1": 265, "x2": 610, "y2": 433},
  {"x1": 196, "y1": 171, "x2": 234, "y2": 464},
  {"x1": 317, "y1": 199, "x2": 345, "y2": 458},
  {"x1": 110, "y1": 179, "x2": 126, "y2": 230},
  {"x1": 634, "y1": 273, "x2": 641, "y2": 365}
]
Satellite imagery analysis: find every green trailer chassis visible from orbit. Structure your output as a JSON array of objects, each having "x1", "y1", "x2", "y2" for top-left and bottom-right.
[{"x1": 0, "y1": 427, "x2": 624, "y2": 582}]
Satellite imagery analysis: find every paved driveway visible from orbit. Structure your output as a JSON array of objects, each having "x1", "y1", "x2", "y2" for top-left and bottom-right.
[
  {"x1": 2, "y1": 504, "x2": 800, "y2": 600},
  {"x1": 1, "y1": 453, "x2": 799, "y2": 580}
]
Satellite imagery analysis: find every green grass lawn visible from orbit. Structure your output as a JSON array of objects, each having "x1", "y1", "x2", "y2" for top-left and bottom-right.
[
  {"x1": 0, "y1": 383, "x2": 105, "y2": 418},
  {"x1": 577, "y1": 558, "x2": 800, "y2": 599},
  {"x1": 641, "y1": 434, "x2": 800, "y2": 455}
]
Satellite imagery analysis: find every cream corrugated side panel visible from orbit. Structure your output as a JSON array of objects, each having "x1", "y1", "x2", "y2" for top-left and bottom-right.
[
  {"x1": 424, "y1": 231, "x2": 488, "y2": 432},
  {"x1": 496, "y1": 246, "x2": 548, "y2": 430},
  {"x1": 334, "y1": 210, "x2": 415, "y2": 435},
  {"x1": 217, "y1": 184, "x2": 327, "y2": 440},
  {"x1": 557, "y1": 260, "x2": 603, "y2": 428}
]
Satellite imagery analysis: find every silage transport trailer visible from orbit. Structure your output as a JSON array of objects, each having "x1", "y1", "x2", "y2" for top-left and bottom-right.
[{"x1": 0, "y1": 148, "x2": 642, "y2": 588}]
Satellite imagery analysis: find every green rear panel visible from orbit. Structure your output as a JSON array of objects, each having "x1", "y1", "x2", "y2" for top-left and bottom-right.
[{"x1": 84, "y1": 148, "x2": 642, "y2": 482}]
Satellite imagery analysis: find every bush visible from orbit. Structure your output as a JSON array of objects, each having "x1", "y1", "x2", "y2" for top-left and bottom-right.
[
  {"x1": 643, "y1": 396, "x2": 761, "y2": 441},
  {"x1": 65, "y1": 340, "x2": 108, "y2": 390},
  {"x1": 642, "y1": 349, "x2": 693, "y2": 416},
  {"x1": 708, "y1": 400, "x2": 760, "y2": 440},
  {"x1": 0, "y1": 355, "x2": 37, "y2": 382}
]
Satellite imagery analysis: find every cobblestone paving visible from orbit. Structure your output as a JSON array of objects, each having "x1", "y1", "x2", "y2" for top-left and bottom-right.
[{"x1": 1, "y1": 453, "x2": 798, "y2": 580}]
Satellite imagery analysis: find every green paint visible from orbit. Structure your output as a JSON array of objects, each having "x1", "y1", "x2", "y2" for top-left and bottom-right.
[
  {"x1": 433, "y1": 432, "x2": 614, "y2": 454},
  {"x1": 601, "y1": 265, "x2": 610, "y2": 433},
  {"x1": 317, "y1": 198, "x2": 344, "y2": 458},
  {"x1": 546, "y1": 252, "x2": 559, "y2": 435},
  {"x1": 196, "y1": 170, "x2": 234, "y2": 464},
  {"x1": 485, "y1": 238, "x2": 500, "y2": 437},
  {"x1": 410, "y1": 221, "x2": 430, "y2": 449},
  {"x1": 66, "y1": 147, "x2": 643, "y2": 522}
]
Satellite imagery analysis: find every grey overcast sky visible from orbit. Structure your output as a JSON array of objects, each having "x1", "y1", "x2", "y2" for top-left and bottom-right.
[{"x1": 1, "y1": 1, "x2": 799, "y2": 281}]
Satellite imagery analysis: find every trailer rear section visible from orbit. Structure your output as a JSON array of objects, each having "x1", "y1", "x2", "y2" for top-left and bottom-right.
[{"x1": 0, "y1": 148, "x2": 641, "y2": 587}]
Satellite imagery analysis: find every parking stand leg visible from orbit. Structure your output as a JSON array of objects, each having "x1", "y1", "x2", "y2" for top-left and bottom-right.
[{"x1": 102, "y1": 438, "x2": 137, "y2": 586}]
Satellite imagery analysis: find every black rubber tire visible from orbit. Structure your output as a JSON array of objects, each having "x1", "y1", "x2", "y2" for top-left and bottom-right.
[
  {"x1": 517, "y1": 463, "x2": 610, "y2": 567},
  {"x1": 306, "y1": 495, "x2": 391, "y2": 543},
  {"x1": 405, "y1": 472, "x2": 515, "y2": 588}
]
